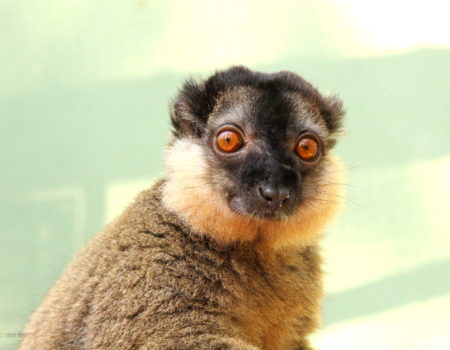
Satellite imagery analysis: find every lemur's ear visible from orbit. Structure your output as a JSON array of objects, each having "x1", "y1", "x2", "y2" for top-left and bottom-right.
[
  {"x1": 321, "y1": 95, "x2": 344, "y2": 134},
  {"x1": 170, "y1": 79, "x2": 212, "y2": 138},
  {"x1": 319, "y1": 95, "x2": 345, "y2": 148}
]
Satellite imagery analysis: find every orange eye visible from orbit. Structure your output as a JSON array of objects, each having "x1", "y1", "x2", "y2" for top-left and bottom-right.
[
  {"x1": 216, "y1": 129, "x2": 243, "y2": 153},
  {"x1": 295, "y1": 135, "x2": 320, "y2": 162}
]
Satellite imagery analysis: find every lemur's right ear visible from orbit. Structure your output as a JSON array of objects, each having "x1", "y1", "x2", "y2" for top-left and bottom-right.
[{"x1": 170, "y1": 79, "x2": 212, "y2": 138}]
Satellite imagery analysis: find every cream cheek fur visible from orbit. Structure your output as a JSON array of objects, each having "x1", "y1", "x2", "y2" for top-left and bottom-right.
[{"x1": 162, "y1": 138, "x2": 344, "y2": 249}]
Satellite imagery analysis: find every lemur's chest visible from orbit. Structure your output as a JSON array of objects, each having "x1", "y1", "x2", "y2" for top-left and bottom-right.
[{"x1": 229, "y1": 247, "x2": 322, "y2": 350}]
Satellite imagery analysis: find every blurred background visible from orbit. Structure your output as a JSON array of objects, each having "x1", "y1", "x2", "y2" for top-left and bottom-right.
[{"x1": 1, "y1": 0, "x2": 449, "y2": 349}]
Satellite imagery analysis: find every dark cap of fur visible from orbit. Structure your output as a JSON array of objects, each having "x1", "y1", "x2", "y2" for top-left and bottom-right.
[{"x1": 170, "y1": 66, "x2": 344, "y2": 138}]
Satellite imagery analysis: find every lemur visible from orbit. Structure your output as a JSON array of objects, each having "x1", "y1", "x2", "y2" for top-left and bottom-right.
[{"x1": 19, "y1": 66, "x2": 345, "y2": 350}]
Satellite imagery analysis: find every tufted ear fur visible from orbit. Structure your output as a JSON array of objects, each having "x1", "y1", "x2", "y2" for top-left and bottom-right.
[
  {"x1": 319, "y1": 95, "x2": 345, "y2": 148},
  {"x1": 170, "y1": 66, "x2": 254, "y2": 138},
  {"x1": 321, "y1": 95, "x2": 344, "y2": 134},
  {"x1": 170, "y1": 67, "x2": 345, "y2": 140},
  {"x1": 170, "y1": 79, "x2": 211, "y2": 138}
]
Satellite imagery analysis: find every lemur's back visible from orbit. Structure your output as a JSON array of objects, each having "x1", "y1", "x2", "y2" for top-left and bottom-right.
[{"x1": 19, "y1": 181, "x2": 322, "y2": 350}]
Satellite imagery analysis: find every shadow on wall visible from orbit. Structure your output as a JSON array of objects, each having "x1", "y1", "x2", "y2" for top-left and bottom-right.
[
  {"x1": 0, "y1": 48, "x2": 449, "y2": 338},
  {"x1": 324, "y1": 258, "x2": 450, "y2": 325}
]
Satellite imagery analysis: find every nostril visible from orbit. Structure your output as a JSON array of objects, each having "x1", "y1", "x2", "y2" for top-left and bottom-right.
[
  {"x1": 279, "y1": 189, "x2": 290, "y2": 205},
  {"x1": 259, "y1": 186, "x2": 273, "y2": 203}
]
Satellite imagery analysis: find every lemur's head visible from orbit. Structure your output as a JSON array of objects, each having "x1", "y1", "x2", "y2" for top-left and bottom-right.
[{"x1": 162, "y1": 66, "x2": 344, "y2": 248}]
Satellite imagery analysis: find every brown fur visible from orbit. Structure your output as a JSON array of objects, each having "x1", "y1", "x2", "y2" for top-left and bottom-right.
[
  {"x1": 19, "y1": 178, "x2": 335, "y2": 350},
  {"x1": 19, "y1": 159, "x2": 343, "y2": 350}
]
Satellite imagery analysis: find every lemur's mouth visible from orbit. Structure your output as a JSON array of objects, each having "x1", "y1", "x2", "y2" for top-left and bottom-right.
[{"x1": 227, "y1": 194, "x2": 295, "y2": 221}]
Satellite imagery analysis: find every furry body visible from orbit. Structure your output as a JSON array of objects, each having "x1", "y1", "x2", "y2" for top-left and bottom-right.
[
  {"x1": 19, "y1": 67, "x2": 344, "y2": 350},
  {"x1": 19, "y1": 182, "x2": 322, "y2": 350}
]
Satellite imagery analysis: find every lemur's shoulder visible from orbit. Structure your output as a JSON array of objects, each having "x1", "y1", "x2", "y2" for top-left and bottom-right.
[{"x1": 103, "y1": 178, "x2": 223, "y2": 253}]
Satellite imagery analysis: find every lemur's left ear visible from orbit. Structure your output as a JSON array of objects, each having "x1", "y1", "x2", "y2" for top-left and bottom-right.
[
  {"x1": 319, "y1": 95, "x2": 345, "y2": 148},
  {"x1": 320, "y1": 95, "x2": 345, "y2": 134},
  {"x1": 170, "y1": 79, "x2": 212, "y2": 138}
]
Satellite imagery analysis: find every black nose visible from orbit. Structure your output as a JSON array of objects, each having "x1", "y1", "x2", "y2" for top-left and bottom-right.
[{"x1": 257, "y1": 185, "x2": 290, "y2": 210}]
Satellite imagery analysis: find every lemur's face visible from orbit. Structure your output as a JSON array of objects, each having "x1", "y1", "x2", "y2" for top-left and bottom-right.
[
  {"x1": 202, "y1": 87, "x2": 330, "y2": 220},
  {"x1": 166, "y1": 66, "x2": 343, "y2": 224}
]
